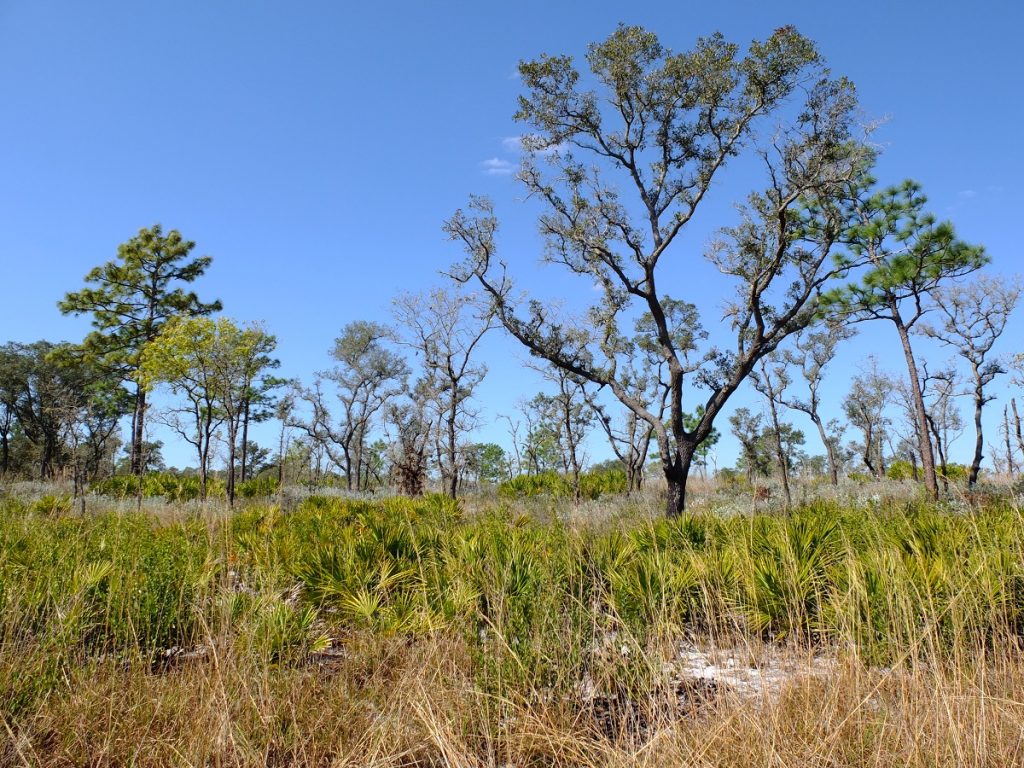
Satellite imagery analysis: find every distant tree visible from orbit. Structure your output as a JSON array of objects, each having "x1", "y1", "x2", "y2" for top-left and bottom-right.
[
  {"x1": 797, "y1": 454, "x2": 829, "y2": 479},
  {"x1": 1010, "y1": 355, "x2": 1024, "y2": 469},
  {"x1": 447, "y1": 25, "x2": 873, "y2": 515},
  {"x1": 273, "y1": 392, "x2": 296, "y2": 487},
  {"x1": 590, "y1": 398, "x2": 656, "y2": 494},
  {"x1": 520, "y1": 405, "x2": 562, "y2": 476},
  {"x1": 751, "y1": 357, "x2": 795, "y2": 507},
  {"x1": 497, "y1": 413, "x2": 526, "y2": 477},
  {"x1": 921, "y1": 275, "x2": 1020, "y2": 487},
  {"x1": 139, "y1": 317, "x2": 277, "y2": 504},
  {"x1": 586, "y1": 314, "x2": 673, "y2": 494},
  {"x1": 729, "y1": 408, "x2": 770, "y2": 484},
  {"x1": 777, "y1": 324, "x2": 855, "y2": 484},
  {"x1": 683, "y1": 406, "x2": 720, "y2": 479},
  {"x1": 527, "y1": 365, "x2": 593, "y2": 502},
  {"x1": 293, "y1": 322, "x2": 408, "y2": 491},
  {"x1": 0, "y1": 341, "x2": 128, "y2": 482},
  {"x1": 0, "y1": 345, "x2": 21, "y2": 476},
  {"x1": 59, "y1": 225, "x2": 221, "y2": 476},
  {"x1": 280, "y1": 436, "x2": 329, "y2": 492},
  {"x1": 919, "y1": 367, "x2": 964, "y2": 492},
  {"x1": 823, "y1": 183, "x2": 987, "y2": 496},
  {"x1": 466, "y1": 442, "x2": 509, "y2": 485},
  {"x1": 210, "y1": 321, "x2": 277, "y2": 505},
  {"x1": 239, "y1": 441, "x2": 274, "y2": 478},
  {"x1": 115, "y1": 439, "x2": 165, "y2": 475},
  {"x1": 394, "y1": 288, "x2": 495, "y2": 498},
  {"x1": 52, "y1": 345, "x2": 132, "y2": 496},
  {"x1": 843, "y1": 359, "x2": 894, "y2": 478},
  {"x1": 138, "y1": 323, "x2": 222, "y2": 499},
  {"x1": 2, "y1": 342, "x2": 68, "y2": 479},
  {"x1": 237, "y1": 372, "x2": 285, "y2": 483},
  {"x1": 999, "y1": 404, "x2": 1019, "y2": 477},
  {"x1": 385, "y1": 380, "x2": 433, "y2": 496}
]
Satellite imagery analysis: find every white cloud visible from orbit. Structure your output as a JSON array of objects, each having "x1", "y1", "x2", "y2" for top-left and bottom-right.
[
  {"x1": 502, "y1": 134, "x2": 566, "y2": 156},
  {"x1": 959, "y1": 189, "x2": 978, "y2": 199},
  {"x1": 480, "y1": 157, "x2": 514, "y2": 176},
  {"x1": 502, "y1": 135, "x2": 525, "y2": 153}
]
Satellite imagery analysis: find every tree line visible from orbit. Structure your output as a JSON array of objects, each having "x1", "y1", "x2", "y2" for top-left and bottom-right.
[{"x1": 2, "y1": 25, "x2": 1022, "y2": 515}]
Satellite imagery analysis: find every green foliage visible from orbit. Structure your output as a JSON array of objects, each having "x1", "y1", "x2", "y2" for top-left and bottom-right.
[
  {"x1": 886, "y1": 461, "x2": 969, "y2": 484},
  {"x1": 5, "y1": 493, "x2": 1024, "y2": 718},
  {"x1": 939, "y1": 463, "x2": 970, "y2": 483},
  {"x1": 466, "y1": 442, "x2": 509, "y2": 484},
  {"x1": 226, "y1": 593, "x2": 330, "y2": 665},
  {"x1": 58, "y1": 225, "x2": 222, "y2": 475},
  {"x1": 826, "y1": 181, "x2": 987, "y2": 314},
  {"x1": 498, "y1": 469, "x2": 628, "y2": 500},
  {"x1": 886, "y1": 460, "x2": 916, "y2": 481},
  {"x1": 743, "y1": 514, "x2": 843, "y2": 641},
  {"x1": 59, "y1": 225, "x2": 222, "y2": 373},
  {"x1": 0, "y1": 340, "x2": 130, "y2": 481},
  {"x1": 91, "y1": 472, "x2": 226, "y2": 502},
  {"x1": 236, "y1": 474, "x2": 281, "y2": 498},
  {"x1": 31, "y1": 494, "x2": 73, "y2": 515}
]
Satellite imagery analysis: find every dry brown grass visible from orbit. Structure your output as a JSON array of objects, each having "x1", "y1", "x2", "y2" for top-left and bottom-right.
[{"x1": 5, "y1": 634, "x2": 1024, "y2": 767}]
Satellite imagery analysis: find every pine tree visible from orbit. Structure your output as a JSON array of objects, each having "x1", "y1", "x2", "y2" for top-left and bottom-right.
[{"x1": 59, "y1": 225, "x2": 221, "y2": 475}]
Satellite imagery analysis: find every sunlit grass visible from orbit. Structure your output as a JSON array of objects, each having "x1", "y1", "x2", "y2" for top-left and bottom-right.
[{"x1": 2, "y1": 490, "x2": 1023, "y2": 765}]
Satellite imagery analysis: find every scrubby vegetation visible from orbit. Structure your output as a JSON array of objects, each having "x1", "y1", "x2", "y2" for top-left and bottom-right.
[
  {"x1": 3, "y1": 14, "x2": 1023, "y2": 766},
  {"x1": 3, "y1": 489, "x2": 1024, "y2": 765},
  {"x1": 498, "y1": 469, "x2": 628, "y2": 500}
]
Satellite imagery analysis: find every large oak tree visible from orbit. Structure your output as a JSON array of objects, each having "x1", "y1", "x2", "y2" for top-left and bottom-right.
[{"x1": 446, "y1": 24, "x2": 872, "y2": 515}]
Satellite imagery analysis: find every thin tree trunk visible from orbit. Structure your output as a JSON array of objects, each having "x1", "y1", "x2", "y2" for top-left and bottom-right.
[
  {"x1": 240, "y1": 398, "x2": 250, "y2": 483},
  {"x1": 40, "y1": 435, "x2": 57, "y2": 481},
  {"x1": 342, "y1": 444, "x2": 353, "y2": 491},
  {"x1": 765, "y1": 395, "x2": 792, "y2": 508},
  {"x1": 893, "y1": 315, "x2": 938, "y2": 498},
  {"x1": 277, "y1": 420, "x2": 286, "y2": 486},
  {"x1": 199, "y1": 427, "x2": 210, "y2": 502},
  {"x1": 226, "y1": 422, "x2": 237, "y2": 507},
  {"x1": 197, "y1": 436, "x2": 206, "y2": 503},
  {"x1": 131, "y1": 385, "x2": 146, "y2": 476},
  {"x1": 928, "y1": 415, "x2": 949, "y2": 494},
  {"x1": 562, "y1": 403, "x2": 582, "y2": 505},
  {"x1": 811, "y1": 413, "x2": 839, "y2": 485},
  {"x1": 862, "y1": 423, "x2": 878, "y2": 478},
  {"x1": 1005, "y1": 406, "x2": 1018, "y2": 478},
  {"x1": 447, "y1": 409, "x2": 458, "y2": 498},
  {"x1": 1011, "y1": 398, "x2": 1024, "y2": 471},
  {"x1": 969, "y1": 368, "x2": 985, "y2": 488},
  {"x1": 0, "y1": 428, "x2": 8, "y2": 476}
]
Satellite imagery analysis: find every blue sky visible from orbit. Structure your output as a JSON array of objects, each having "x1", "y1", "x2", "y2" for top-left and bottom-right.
[{"x1": 2, "y1": 1, "x2": 1022, "y2": 471}]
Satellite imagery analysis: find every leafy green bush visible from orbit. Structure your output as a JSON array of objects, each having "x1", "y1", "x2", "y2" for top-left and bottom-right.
[{"x1": 886, "y1": 460, "x2": 917, "y2": 481}]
